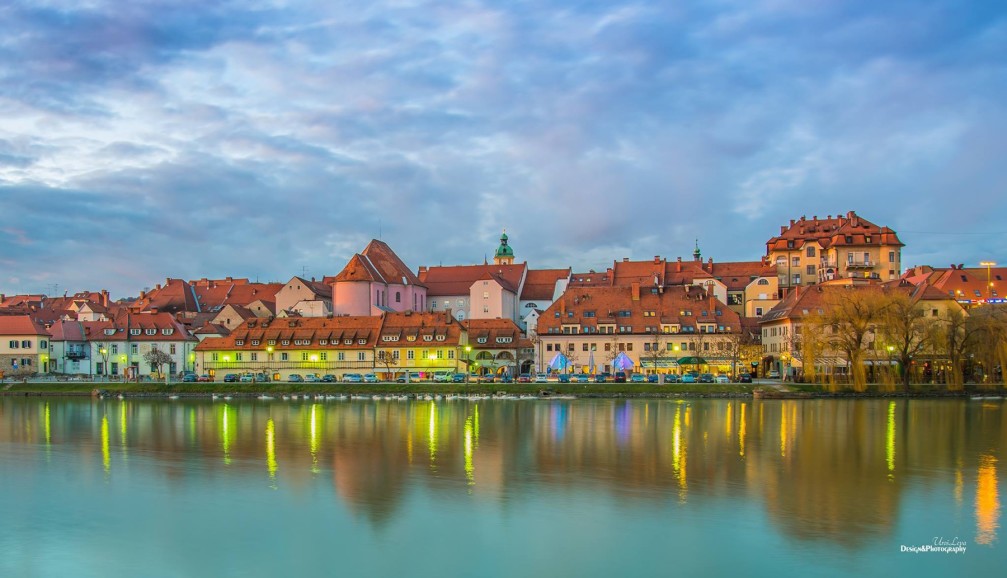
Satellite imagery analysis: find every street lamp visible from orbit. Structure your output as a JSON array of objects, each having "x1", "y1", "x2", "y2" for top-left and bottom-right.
[
  {"x1": 464, "y1": 345, "x2": 472, "y2": 383},
  {"x1": 980, "y1": 261, "x2": 996, "y2": 301}
]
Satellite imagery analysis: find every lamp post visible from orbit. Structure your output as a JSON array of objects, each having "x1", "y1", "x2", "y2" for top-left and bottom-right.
[
  {"x1": 980, "y1": 261, "x2": 996, "y2": 301},
  {"x1": 464, "y1": 345, "x2": 472, "y2": 383},
  {"x1": 429, "y1": 353, "x2": 437, "y2": 382}
]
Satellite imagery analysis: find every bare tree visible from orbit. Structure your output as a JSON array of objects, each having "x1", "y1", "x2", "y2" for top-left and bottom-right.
[
  {"x1": 93, "y1": 341, "x2": 112, "y2": 377},
  {"x1": 819, "y1": 288, "x2": 887, "y2": 392},
  {"x1": 936, "y1": 308, "x2": 982, "y2": 391},
  {"x1": 143, "y1": 348, "x2": 173, "y2": 379},
  {"x1": 876, "y1": 292, "x2": 941, "y2": 391}
]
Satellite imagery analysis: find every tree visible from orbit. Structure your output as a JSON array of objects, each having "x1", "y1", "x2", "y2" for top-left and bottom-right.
[
  {"x1": 935, "y1": 308, "x2": 984, "y2": 391},
  {"x1": 143, "y1": 348, "x2": 173, "y2": 378},
  {"x1": 642, "y1": 327, "x2": 669, "y2": 377},
  {"x1": 961, "y1": 305, "x2": 1007, "y2": 387},
  {"x1": 818, "y1": 287, "x2": 887, "y2": 392},
  {"x1": 375, "y1": 350, "x2": 399, "y2": 379},
  {"x1": 93, "y1": 341, "x2": 112, "y2": 376},
  {"x1": 876, "y1": 292, "x2": 941, "y2": 391}
]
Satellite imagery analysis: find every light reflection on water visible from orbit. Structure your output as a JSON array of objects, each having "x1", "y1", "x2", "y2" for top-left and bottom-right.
[{"x1": 1, "y1": 397, "x2": 1005, "y2": 577}]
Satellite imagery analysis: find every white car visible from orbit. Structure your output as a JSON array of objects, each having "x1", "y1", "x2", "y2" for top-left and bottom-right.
[
  {"x1": 714, "y1": 374, "x2": 730, "y2": 384},
  {"x1": 768, "y1": 370, "x2": 781, "y2": 379},
  {"x1": 432, "y1": 371, "x2": 451, "y2": 383},
  {"x1": 343, "y1": 373, "x2": 363, "y2": 383}
]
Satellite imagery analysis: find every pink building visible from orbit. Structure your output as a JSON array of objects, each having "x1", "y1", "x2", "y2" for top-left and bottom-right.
[{"x1": 332, "y1": 240, "x2": 427, "y2": 316}]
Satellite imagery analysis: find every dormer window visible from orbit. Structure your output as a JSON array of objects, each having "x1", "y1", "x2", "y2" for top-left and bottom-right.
[
  {"x1": 406, "y1": 335, "x2": 416, "y2": 342},
  {"x1": 423, "y1": 335, "x2": 433, "y2": 341},
  {"x1": 104, "y1": 329, "x2": 115, "y2": 336},
  {"x1": 130, "y1": 329, "x2": 141, "y2": 336},
  {"x1": 267, "y1": 340, "x2": 276, "y2": 346},
  {"x1": 251, "y1": 340, "x2": 260, "y2": 346},
  {"x1": 161, "y1": 328, "x2": 174, "y2": 335},
  {"x1": 145, "y1": 329, "x2": 156, "y2": 336},
  {"x1": 319, "y1": 339, "x2": 327, "y2": 346},
  {"x1": 435, "y1": 335, "x2": 445, "y2": 341},
  {"x1": 357, "y1": 339, "x2": 367, "y2": 345},
  {"x1": 235, "y1": 340, "x2": 244, "y2": 346},
  {"x1": 281, "y1": 340, "x2": 290, "y2": 346},
  {"x1": 344, "y1": 339, "x2": 353, "y2": 345},
  {"x1": 477, "y1": 337, "x2": 487, "y2": 344},
  {"x1": 383, "y1": 335, "x2": 399, "y2": 342},
  {"x1": 496, "y1": 337, "x2": 513, "y2": 344}
]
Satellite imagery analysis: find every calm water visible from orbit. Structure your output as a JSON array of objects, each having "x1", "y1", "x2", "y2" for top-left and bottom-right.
[{"x1": 0, "y1": 396, "x2": 1003, "y2": 577}]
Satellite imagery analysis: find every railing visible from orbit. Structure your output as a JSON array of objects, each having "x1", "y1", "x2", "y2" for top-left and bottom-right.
[{"x1": 821, "y1": 259, "x2": 873, "y2": 268}]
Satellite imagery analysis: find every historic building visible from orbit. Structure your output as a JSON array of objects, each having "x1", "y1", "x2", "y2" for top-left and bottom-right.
[
  {"x1": 332, "y1": 239, "x2": 427, "y2": 316},
  {"x1": 765, "y1": 211, "x2": 904, "y2": 294},
  {"x1": 0, "y1": 315, "x2": 51, "y2": 376}
]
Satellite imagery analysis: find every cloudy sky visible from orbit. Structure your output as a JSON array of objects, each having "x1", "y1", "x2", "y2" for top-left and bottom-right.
[{"x1": 1, "y1": 0, "x2": 1005, "y2": 298}]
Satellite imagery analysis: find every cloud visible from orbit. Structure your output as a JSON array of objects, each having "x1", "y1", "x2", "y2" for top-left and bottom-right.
[{"x1": 0, "y1": 0, "x2": 1005, "y2": 297}]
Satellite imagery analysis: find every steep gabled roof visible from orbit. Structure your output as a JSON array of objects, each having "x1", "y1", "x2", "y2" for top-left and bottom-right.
[
  {"x1": 418, "y1": 263, "x2": 527, "y2": 296},
  {"x1": 0, "y1": 315, "x2": 50, "y2": 336},
  {"x1": 520, "y1": 268, "x2": 571, "y2": 300},
  {"x1": 335, "y1": 239, "x2": 425, "y2": 287}
]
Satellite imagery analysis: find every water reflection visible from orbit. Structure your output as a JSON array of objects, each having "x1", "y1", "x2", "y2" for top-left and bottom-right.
[{"x1": 1, "y1": 397, "x2": 1005, "y2": 549}]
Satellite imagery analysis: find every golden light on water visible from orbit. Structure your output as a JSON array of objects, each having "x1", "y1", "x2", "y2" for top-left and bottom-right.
[
  {"x1": 101, "y1": 415, "x2": 110, "y2": 474},
  {"x1": 976, "y1": 454, "x2": 1000, "y2": 545},
  {"x1": 44, "y1": 402, "x2": 51, "y2": 447},
  {"x1": 221, "y1": 404, "x2": 233, "y2": 465},
  {"x1": 428, "y1": 402, "x2": 438, "y2": 465},
  {"x1": 310, "y1": 404, "x2": 320, "y2": 473},
  {"x1": 464, "y1": 415, "x2": 475, "y2": 487},
  {"x1": 725, "y1": 402, "x2": 732, "y2": 438},
  {"x1": 739, "y1": 403, "x2": 746, "y2": 457},
  {"x1": 266, "y1": 418, "x2": 277, "y2": 482},
  {"x1": 780, "y1": 404, "x2": 787, "y2": 458},
  {"x1": 886, "y1": 401, "x2": 896, "y2": 477}
]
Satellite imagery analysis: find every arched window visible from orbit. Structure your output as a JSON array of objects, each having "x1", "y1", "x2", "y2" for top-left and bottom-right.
[
  {"x1": 757, "y1": 279, "x2": 770, "y2": 285},
  {"x1": 395, "y1": 292, "x2": 401, "y2": 303},
  {"x1": 525, "y1": 303, "x2": 538, "y2": 308}
]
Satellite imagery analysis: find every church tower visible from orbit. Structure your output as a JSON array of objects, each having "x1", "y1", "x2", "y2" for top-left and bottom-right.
[{"x1": 493, "y1": 231, "x2": 515, "y2": 265}]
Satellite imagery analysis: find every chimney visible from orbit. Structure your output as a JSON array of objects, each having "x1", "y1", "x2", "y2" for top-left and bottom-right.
[
  {"x1": 226, "y1": 276, "x2": 233, "y2": 282},
  {"x1": 676, "y1": 257, "x2": 682, "y2": 273},
  {"x1": 155, "y1": 283, "x2": 162, "y2": 291},
  {"x1": 708, "y1": 257, "x2": 713, "y2": 271},
  {"x1": 419, "y1": 266, "x2": 427, "y2": 273},
  {"x1": 631, "y1": 282, "x2": 640, "y2": 301},
  {"x1": 790, "y1": 219, "x2": 795, "y2": 227},
  {"x1": 139, "y1": 290, "x2": 146, "y2": 300},
  {"x1": 101, "y1": 289, "x2": 109, "y2": 307},
  {"x1": 654, "y1": 256, "x2": 661, "y2": 265},
  {"x1": 781, "y1": 226, "x2": 787, "y2": 235},
  {"x1": 813, "y1": 215, "x2": 818, "y2": 221},
  {"x1": 623, "y1": 257, "x2": 629, "y2": 262}
]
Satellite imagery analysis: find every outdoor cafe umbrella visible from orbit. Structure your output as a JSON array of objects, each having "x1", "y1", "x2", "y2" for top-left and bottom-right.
[
  {"x1": 548, "y1": 352, "x2": 570, "y2": 372},
  {"x1": 677, "y1": 356, "x2": 707, "y2": 372},
  {"x1": 587, "y1": 350, "x2": 596, "y2": 374},
  {"x1": 613, "y1": 351, "x2": 635, "y2": 371}
]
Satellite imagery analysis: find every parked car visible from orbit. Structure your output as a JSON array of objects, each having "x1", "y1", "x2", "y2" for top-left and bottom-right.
[
  {"x1": 630, "y1": 374, "x2": 646, "y2": 383},
  {"x1": 343, "y1": 373, "x2": 363, "y2": 383},
  {"x1": 451, "y1": 373, "x2": 467, "y2": 383},
  {"x1": 715, "y1": 374, "x2": 730, "y2": 384},
  {"x1": 699, "y1": 373, "x2": 715, "y2": 383},
  {"x1": 534, "y1": 374, "x2": 549, "y2": 383},
  {"x1": 517, "y1": 373, "x2": 532, "y2": 383},
  {"x1": 288, "y1": 374, "x2": 304, "y2": 383},
  {"x1": 681, "y1": 374, "x2": 697, "y2": 384},
  {"x1": 499, "y1": 375, "x2": 513, "y2": 383},
  {"x1": 572, "y1": 373, "x2": 589, "y2": 383},
  {"x1": 557, "y1": 374, "x2": 571, "y2": 383},
  {"x1": 665, "y1": 374, "x2": 681, "y2": 383},
  {"x1": 223, "y1": 373, "x2": 239, "y2": 383},
  {"x1": 738, "y1": 373, "x2": 753, "y2": 383},
  {"x1": 768, "y1": 370, "x2": 781, "y2": 379},
  {"x1": 594, "y1": 373, "x2": 608, "y2": 383},
  {"x1": 239, "y1": 374, "x2": 254, "y2": 383},
  {"x1": 478, "y1": 375, "x2": 496, "y2": 384},
  {"x1": 197, "y1": 374, "x2": 212, "y2": 382},
  {"x1": 647, "y1": 374, "x2": 659, "y2": 383},
  {"x1": 363, "y1": 373, "x2": 378, "y2": 383},
  {"x1": 433, "y1": 371, "x2": 451, "y2": 383},
  {"x1": 613, "y1": 372, "x2": 627, "y2": 383},
  {"x1": 181, "y1": 373, "x2": 198, "y2": 383},
  {"x1": 254, "y1": 373, "x2": 271, "y2": 383},
  {"x1": 321, "y1": 374, "x2": 337, "y2": 383},
  {"x1": 395, "y1": 372, "x2": 422, "y2": 383},
  {"x1": 304, "y1": 374, "x2": 320, "y2": 383}
]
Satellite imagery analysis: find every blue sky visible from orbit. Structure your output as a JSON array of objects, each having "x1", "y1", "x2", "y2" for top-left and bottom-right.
[{"x1": 1, "y1": 0, "x2": 1005, "y2": 298}]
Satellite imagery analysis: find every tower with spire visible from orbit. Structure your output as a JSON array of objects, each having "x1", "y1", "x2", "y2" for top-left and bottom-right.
[
  {"x1": 494, "y1": 230, "x2": 515, "y2": 265},
  {"x1": 693, "y1": 239, "x2": 702, "y2": 262}
]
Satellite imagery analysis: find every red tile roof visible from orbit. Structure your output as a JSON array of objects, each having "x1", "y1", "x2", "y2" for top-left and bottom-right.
[
  {"x1": 765, "y1": 211, "x2": 903, "y2": 253},
  {"x1": 520, "y1": 269, "x2": 570, "y2": 300},
  {"x1": 419, "y1": 263, "x2": 527, "y2": 296},
  {"x1": 334, "y1": 240, "x2": 425, "y2": 287},
  {"x1": 462, "y1": 318, "x2": 524, "y2": 349},
  {"x1": 0, "y1": 315, "x2": 50, "y2": 336}
]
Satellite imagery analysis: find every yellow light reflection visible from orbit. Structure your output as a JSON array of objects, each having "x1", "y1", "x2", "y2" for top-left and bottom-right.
[
  {"x1": 101, "y1": 414, "x2": 110, "y2": 474},
  {"x1": 266, "y1": 418, "x2": 277, "y2": 483},
  {"x1": 671, "y1": 406, "x2": 687, "y2": 500},
  {"x1": 120, "y1": 401, "x2": 127, "y2": 441},
  {"x1": 464, "y1": 415, "x2": 475, "y2": 487},
  {"x1": 725, "y1": 402, "x2": 732, "y2": 438},
  {"x1": 474, "y1": 404, "x2": 480, "y2": 447},
  {"x1": 954, "y1": 459, "x2": 963, "y2": 506},
  {"x1": 780, "y1": 404, "x2": 787, "y2": 458},
  {"x1": 310, "y1": 404, "x2": 320, "y2": 473},
  {"x1": 886, "y1": 400, "x2": 896, "y2": 477},
  {"x1": 976, "y1": 454, "x2": 1000, "y2": 545},
  {"x1": 428, "y1": 402, "x2": 438, "y2": 465},
  {"x1": 44, "y1": 402, "x2": 51, "y2": 447},
  {"x1": 221, "y1": 404, "x2": 233, "y2": 465},
  {"x1": 739, "y1": 403, "x2": 746, "y2": 457}
]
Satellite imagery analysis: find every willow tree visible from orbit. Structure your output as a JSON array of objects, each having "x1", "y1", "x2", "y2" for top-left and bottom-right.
[
  {"x1": 819, "y1": 287, "x2": 887, "y2": 392},
  {"x1": 876, "y1": 292, "x2": 941, "y2": 392},
  {"x1": 965, "y1": 305, "x2": 1007, "y2": 387},
  {"x1": 798, "y1": 313, "x2": 829, "y2": 389},
  {"x1": 937, "y1": 308, "x2": 982, "y2": 391}
]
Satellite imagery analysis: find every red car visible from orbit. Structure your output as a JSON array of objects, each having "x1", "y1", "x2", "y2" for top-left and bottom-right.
[
  {"x1": 197, "y1": 374, "x2": 212, "y2": 382},
  {"x1": 517, "y1": 373, "x2": 532, "y2": 383}
]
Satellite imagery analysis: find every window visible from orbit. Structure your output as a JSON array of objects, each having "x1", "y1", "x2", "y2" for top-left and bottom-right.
[
  {"x1": 583, "y1": 343, "x2": 589, "y2": 351},
  {"x1": 251, "y1": 340, "x2": 260, "y2": 346},
  {"x1": 130, "y1": 329, "x2": 141, "y2": 336},
  {"x1": 406, "y1": 350, "x2": 414, "y2": 360},
  {"x1": 320, "y1": 352, "x2": 327, "y2": 361},
  {"x1": 568, "y1": 343, "x2": 574, "y2": 351},
  {"x1": 7, "y1": 340, "x2": 17, "y2": 349},
  {"x1": 865, "y1": 235, "x2": 872, "y2": 243},
  {"x1": 235, "y1": 353, "x2": 243, "y2": 361},
  {"x1": 145, "y1": 329, "x2": 156, "y2": 336},
  {"x1": 319, "y1": 340, "x2": 327, "y2": 346},
  {"x1": 281, "y1": 340, "x2": 290, "y2": 346},
  {"x1": 131, "y1": 344, "x2": 138, "y2": 354},
  {"x1": 757, "y1": 279, "x2": 769, "y2": 286},
  {"x1": 337, "y1": 352, "x2": 345, "y2": 361},
  {"x1": 626, "y1": 343, "x2": 633, "y2": 351},
  {"x1": 546, "y1": 344, "x2": 553, "y2": 351},
  {"x1": 392, "y1": 351, "x2": 399, "y2": 359},
  {"x1": 235, "y1": 340, "x2": 244, "y2": 346},
  {"x1": 358, "y1": 352, "x2": 365, "y2": 361},
  {"x1": 169, "y1": 344, "x2": 176, "y2": 355},
  {"x1": 250, "y1": 352, "x2": 258, "y2": 361},
  {"x1": 281, "y1": 352, "x2": 289, "y2": 361},
  {"x1": 604, "y1": 343, "x2": 611, "y2": 352},
  {"x1": 395, "y1": 292, "x2": 401, "y2": 303},
  {"x1": 791, "y1": 257, "x2": 800, "y2": 267},
  {"x1": 104, "y1": 329, "x2": 115, "y2": 336},
  {"x1": 845, "y1": 236, "x2": 853, "y2": 243},
  {"x1": 806, "y1": 246, "x2": 816, "y2": 257},
  {"x1": 436, "y1": 335, "x2": 445, "y2": 341},
  {"x1": 301, "y1": 352, "x2": 309, "y2": 361},
  {"x1": 755, "y1": 307, "x2": 764, "y2": 316},
  {"x1": 792, "y1": 274, "x2": 801, "y2": 285},
  {"x1": 584, "y1": 311, "x2": 596, "y2": 318},
  {"x1": 847, "y1": 252, "x2": 854, "y2": 264},
  {"x1": 211, "y1": 353, "x2": 219, "y2": 361},
  {"x1": 112, "y1": 345, "x2": 118, "y2": 354},
  {"x1": 268, "y1": 340, "x2": 276, "y2": 346},
  {"x1": 436, "y1": 350, "x2": 444, "y2": 359},
  {"x1": 477, "y1": 337, "x2": 487, "y2": 344},
  {"x1": 863, "y1": 252, "x2": 870, "y2": 263},
  {"x1": 483, "y1": 306, "x2": 489, "y2": 313},
  {"x1": 889, "y1": 251, "x2": 895, "y2": 263},
  {"x1": 483, "y1": 291, "x2": 489, "y2": 299},
  {"x1": 447, "y1": 350, "x2": 455, "y2": 359},
  {"x1": 806, "y1": 265, "x2": 815, "y2": 275}
]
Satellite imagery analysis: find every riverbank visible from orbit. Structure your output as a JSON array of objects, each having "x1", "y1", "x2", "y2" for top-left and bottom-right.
[{"x1": 1, "y1": 380, "x2": 1004, "y2": 399}]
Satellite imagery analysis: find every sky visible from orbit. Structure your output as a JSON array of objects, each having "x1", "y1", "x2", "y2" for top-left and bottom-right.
[{"x1": 1, "y1": 0, "x2": 1006, "y2": 299}]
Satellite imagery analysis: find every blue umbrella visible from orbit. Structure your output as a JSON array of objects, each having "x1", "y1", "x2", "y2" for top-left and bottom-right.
[
  {"x1": 588, "y1": 351, "x2": 596, "y2": 374},
  {"x1": 548, "y1": 352, "x2": 569, "y2": 371},
  {"x1": 613, "y1": 352, "x2": 635, "y2": 371}
]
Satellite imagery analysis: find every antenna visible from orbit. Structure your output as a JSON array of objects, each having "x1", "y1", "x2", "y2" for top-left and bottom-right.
[
  {"x1": 379, "y1": 220, "x2": 383, "y2": 240},
  {"x1": 301, "y1": 266, "x2": 309, "y2": 278}
]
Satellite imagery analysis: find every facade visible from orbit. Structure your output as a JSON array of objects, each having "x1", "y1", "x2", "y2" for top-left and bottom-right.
[
  {"x1": 461, "y1": 318, "x2": 532, "y2": 376},
  {"x1": 766, "y1": 211, "x2": 904, "y2": 294},
  {"x1": 759, "y1": 281, "x2": 964, "y2": 378},
  {"x1": 420, "y1": 263, "x2": 526, "y2": 323},
  {"x1": 196, "y1": 311, "x2": 465, "y2": 381},
  {"x1": 0, "y1": 315, "x2": 51, "y2": 376},
  {"x1": 47, "y1": 320, "x2": 89, "y2": 375},
  {"x1": 84, "y1": 312, "x2": 198, "y2": 377},
  {"x1": 903, "y1": 264, "x2": 1007, "y2": 308},
  {"x1": 332, "y1": 239, "x2": 427, "y2": 316},
  {"x1": 536, "y1": 285, "x2": 745, "y2": 376},
  {"x1": 275, "y1": 276, "x2": 333, "y2": 317}
]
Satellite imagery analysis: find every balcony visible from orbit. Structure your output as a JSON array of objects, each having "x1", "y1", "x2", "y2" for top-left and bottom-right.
[
  {"x1": 66, "y1": 350, "x2": 88, "y2": 360},
  {"x1": 820, "y1": 259, "x2": 874, "y2": 269}
]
